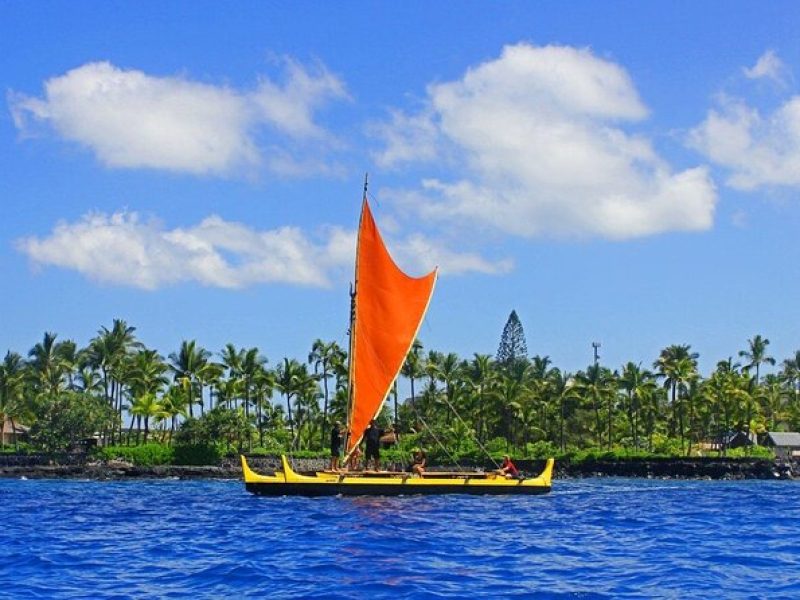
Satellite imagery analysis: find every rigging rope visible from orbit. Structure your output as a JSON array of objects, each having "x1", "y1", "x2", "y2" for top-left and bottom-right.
[
  {"x1": 409, "y1": 400, "x2": 466, "y2": 472},
  {"x1": 439, "y1": 392, "x2": 501, "y2": 470}
]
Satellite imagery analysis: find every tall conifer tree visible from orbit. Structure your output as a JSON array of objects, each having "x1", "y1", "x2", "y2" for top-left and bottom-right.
[{"x1": 496, "y1": 310, "x2": 528, "y2": 366}]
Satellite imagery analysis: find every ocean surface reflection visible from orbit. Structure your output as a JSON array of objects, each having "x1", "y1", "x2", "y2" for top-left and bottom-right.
[{"x1": 1, "y1": 477, "x2": 799, "y2": 598}]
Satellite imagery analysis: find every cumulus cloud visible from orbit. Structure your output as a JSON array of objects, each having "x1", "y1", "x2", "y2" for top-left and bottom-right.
[
  {"x1": 370, "y1": 109, "x2": 440, "y2": 168},
  {"x1": 16, "y1": 212, "x2": 354, "y2": 289},
  {"x1": 688, "y1": 94, "x2": 800, "y2": 190},
  {"x1": 391, "y1": 233, "x2": 513, "y2": 276},
  {"x1": 743, "y1": 50, "x2": 786, "y2": 83},
  {"x1": 253, "y1": 58, "x2": 347, "y2": 139},
  {"x1": 16, "y1": 211, "x2": 499, "y2": 289},
  {"x1": 9, "y1": 59, "x2": 348, "y2": 176},
  {"x1": 373, "y1": 43, "x2": 717, "y2": 240}
]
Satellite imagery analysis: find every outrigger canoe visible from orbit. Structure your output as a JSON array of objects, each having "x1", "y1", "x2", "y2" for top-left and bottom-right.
[
  {"x1": 241, "y1": 455, "x2": 554, "y2": 496},
  {"x1": 241, "y1": 180, "x2": 555, "y2": 497}
]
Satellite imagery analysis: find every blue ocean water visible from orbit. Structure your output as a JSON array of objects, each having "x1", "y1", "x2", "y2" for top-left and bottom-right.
[{"x1": 0, "y1": 477, "x2": 798, "y2": 599}]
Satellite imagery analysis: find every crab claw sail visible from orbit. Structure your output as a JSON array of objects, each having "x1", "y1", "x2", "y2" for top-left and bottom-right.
[{"x1": 346, "y1": 200, "x2": 437, "y2": 453}]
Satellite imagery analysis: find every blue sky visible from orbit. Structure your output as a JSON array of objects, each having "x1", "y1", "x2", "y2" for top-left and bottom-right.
[{"x1": 3, "y1": 1, "x2": 800, "y2": 377}]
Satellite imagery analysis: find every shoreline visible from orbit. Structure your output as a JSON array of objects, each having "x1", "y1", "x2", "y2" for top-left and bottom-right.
[{"x1": 1, "y1": 456, "x2": 797, "y2": 481}]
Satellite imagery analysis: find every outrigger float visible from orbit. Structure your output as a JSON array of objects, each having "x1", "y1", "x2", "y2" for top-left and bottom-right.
[
  {"x1": 241, "y1": 455, "x2": 554, "y2": 497},
  {"x1": 242, "y1": 177, "x2": 555, "y2": 497}
]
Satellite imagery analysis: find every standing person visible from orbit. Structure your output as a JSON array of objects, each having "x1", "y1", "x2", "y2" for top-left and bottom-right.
[
  {"x1": 329, "y1": 421, "x2": 343, "y2": 471},
  {"x1": 363, "y1": 419, "x2": 383, "y2": 471}
]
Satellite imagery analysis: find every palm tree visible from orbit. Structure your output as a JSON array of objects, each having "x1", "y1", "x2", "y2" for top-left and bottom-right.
[
  {"x1": 779, "y1": 350, "x2": 800, "y2": 408},
  {"x1": 198, "y1": 361, "x2": 224, "y2": 415},
  {"x1": 308, "y1": 339, "x2": 345, "y2": 447},
  {"x1": 219, "y1": 343, "x2": 247, "y2": 413},
  {"x1": 574, "y1": 364, "x2": 617, "y2": 447},
  {"x1": 739, "y1": 334, "x2": 775, "y2": 386},
  {"x1": 465, "y1": 353, "x2": 495, "y2": 443},
  {"x1": 552, "y1": 371, "x2": 579, "y2": 452},
  {"x1": 494, "y1": 364, "x2": 531, "y2": 450},
  {"x1": 86, "y1": 320, "x2": 142, "y2": 443},
  {"x1": 529, "y1": 357, "x2": 557, "y2": 441},
  {"x1": 0, "y1": 352, "x2": 27, "y2": 450},
  {"x1": 401, "y1": 340, "x2": 424, "y2": 423},
  {"x1": 654, "y1": 344, "x2": 699, "y2": 453},
  {"x1": 704, "y1": 362, "x2": 751, "y2": 455},
  {"x1": 292, "y1": 385, "x2": 322, "y2": 449},
  {"x1": 619, "y1": 362, "x2": 657, "y2": 449},
  {"x1": 129, "y1": 393, "x2": 166, "y2": 443},
  {"x1": 738, "y1": 335, "x2": 775, "y2": 439},
  {"x1": 28, "y1": 332, "x2": 67, "y2": 396},
  {"x1": 127, "y1": 349, "x2": 169, "y2": 443},
  {"x1": 76, "y1": 366, "x2": 104, "y2": 396},
  {"x1": 756, "y1": 374, "x2": 788, "y2": 432},
  {"x1": 275, "y1": 358, "x2": 297, "y2": 438},
  {"x1": 240, "y1": 347, "x2": 267, "y2": 421},
  {"x1": 434, "y1": 352, "x2": 462, "y2": 411},
  {"x1": 215, "y1": 376, "x2": 243, "y2": 410},
  {"x1": 56, "y1": 340, "x2": 80, "y2": 390},
  {"x1": 160, "y1": 386, "x2": 188, "y2": 442},
  {"x1": 252, "y1": 366, "x2": 275, "y2": 448},
  {"x1": 168, "y1": 340, "x2": 211, "y2": 419},
  {"x1": 409, "y1": 350, "x2": 439, "y2": 423},
  {"x1": 276, "y1": 358, "x2": 318, "y2": 445},
  {"x1": 424, "y1": 350, "x2": 443, "y2": 390}
]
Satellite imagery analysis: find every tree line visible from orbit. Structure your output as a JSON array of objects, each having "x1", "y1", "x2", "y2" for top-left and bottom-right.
[{"x1": 1, "y1": 317, "x2": 799, "y2": 458}]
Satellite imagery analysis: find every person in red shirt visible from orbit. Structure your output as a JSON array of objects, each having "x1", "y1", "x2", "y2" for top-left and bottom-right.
[{"x1": 497, "y1": 454, "x2": 520, "y2": 478}]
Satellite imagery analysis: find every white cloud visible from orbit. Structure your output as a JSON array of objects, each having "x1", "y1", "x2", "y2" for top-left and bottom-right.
[
  {"x1": 16, "y1": 211, "x2": 500, "y2": 289},
  {"x1": 253, "y1": 57, "x2": 348, "y2": 139},
  {"x1": 391, "y1": 233, "x2": 513, "y2": 276},
  {"x1": 9, "y1": 60, "x2": 348, "y2": 176},
  {"x1": 373, "y1": 43, "x2": 717, "y2": 240},
  {"x1": 16, "y1": 212, "x2": 354, "y2": 289},
  {"x1": 370, "y1": 109, "x2": 439, "y2": 168},
  {"x1": 688, "y1": 95, "x2": 800, "y2": 190},
  {"x1": 743, "y1": 50, "x2": 786, "y2": 83}
]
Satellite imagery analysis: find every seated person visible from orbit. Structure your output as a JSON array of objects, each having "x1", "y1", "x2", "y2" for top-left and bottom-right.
[
  {"x1": 407, "y1": 449, "x2": 427, "y2": 476},
  {"x1": 346, "y1": 444, "x2": 362, "y2": 471},
  {"x1": 496, "y1": 454, "x2": 520, "y2": 478}
]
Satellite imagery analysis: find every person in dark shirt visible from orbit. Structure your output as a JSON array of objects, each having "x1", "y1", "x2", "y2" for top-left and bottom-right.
[
  {"x1": 363, "y1": 419, "x2": 383, "y2": 471},
  {"x1": 407, "y1": 448, "x2": 427, "y2": 476},
  {"x1": 329, "y1": 421, "x2": 343, "y2": 471}
]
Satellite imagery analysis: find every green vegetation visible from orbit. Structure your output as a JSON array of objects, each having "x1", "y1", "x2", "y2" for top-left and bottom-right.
[
  {"x1": 0, "y1": 318, "x2": 797, "y2": 466},
  {"x1": 98, "y1": 443, "x2": 175, "y2": 466}
]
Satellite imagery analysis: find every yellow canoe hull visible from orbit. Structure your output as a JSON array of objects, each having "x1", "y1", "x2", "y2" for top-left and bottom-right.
[{"x1": 241, "y1": 455, "x2": 554, "y2": 496}]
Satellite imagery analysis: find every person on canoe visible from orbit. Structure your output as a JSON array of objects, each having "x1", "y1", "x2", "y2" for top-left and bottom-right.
[
  {"x1": 346, "y1": 443, "x2": 362, "y2": 471},
  {"x1": 363, "y1": 419, "x2": 383, "y2": 471},
  {"x1": 329, "y1": 421, "x2": 343, "y2": 471},
  {"x1": 497, "y1": 454, "x2": 520, "y2": 478},
  {"x1": 407, "y1": 448, "x2": 427, "y2": 476}
]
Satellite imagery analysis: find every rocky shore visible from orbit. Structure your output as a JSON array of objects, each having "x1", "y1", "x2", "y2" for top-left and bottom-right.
[
  {"x1": 552, "y1": 457, "x2": 799, "y2": 480},
  {"x1": 0, "y1": 454, "x2": 798, "y2": 480}
]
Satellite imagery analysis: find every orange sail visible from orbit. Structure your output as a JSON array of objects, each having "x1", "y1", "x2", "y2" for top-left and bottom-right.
[{"x1": 346, "y1": 199, "x2": 437, "y2": 452}]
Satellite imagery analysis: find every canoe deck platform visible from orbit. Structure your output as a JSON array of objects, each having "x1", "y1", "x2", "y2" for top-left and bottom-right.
[{"x1": 317, "y1": 469, "x2": 496, "y2": 479}]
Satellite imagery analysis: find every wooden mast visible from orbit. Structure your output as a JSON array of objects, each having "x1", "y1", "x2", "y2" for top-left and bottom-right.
[{"x1": 344, "y1": 173, "x2": 368, "y2": 457}]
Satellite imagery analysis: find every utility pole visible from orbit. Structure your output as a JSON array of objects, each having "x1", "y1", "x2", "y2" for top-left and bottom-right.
[{"x1": 592, "y1": 341, "x2": 601, "y2": 367}]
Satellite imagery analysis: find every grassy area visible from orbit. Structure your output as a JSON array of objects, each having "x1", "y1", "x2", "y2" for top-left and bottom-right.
[{"x1": 70, "y1": 440, "x2": 778, "y2": 467}]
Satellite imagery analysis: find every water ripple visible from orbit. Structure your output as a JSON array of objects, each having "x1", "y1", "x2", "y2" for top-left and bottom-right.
[{"x1": 0, "y1": 478, "x2": 799, "y2": 598}]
